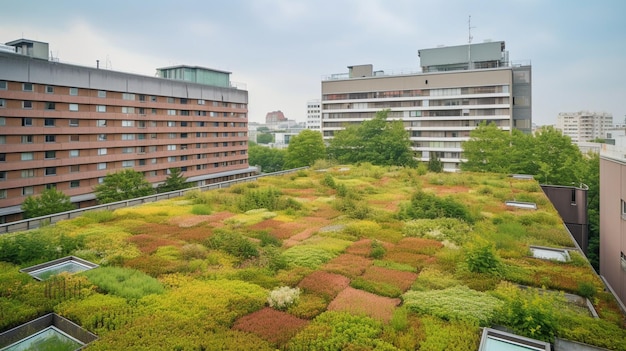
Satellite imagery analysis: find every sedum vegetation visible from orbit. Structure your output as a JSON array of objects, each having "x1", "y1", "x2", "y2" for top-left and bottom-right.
[{"x1": 0, "y1": 164, "x2": 624, "y2": 350}]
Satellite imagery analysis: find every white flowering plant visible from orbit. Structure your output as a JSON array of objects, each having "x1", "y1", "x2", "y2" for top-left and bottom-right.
[{"x1": 267, "y1": 286, "x2": 301, "y2": 310}]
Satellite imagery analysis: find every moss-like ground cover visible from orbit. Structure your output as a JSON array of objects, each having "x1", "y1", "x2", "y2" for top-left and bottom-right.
[{"x1": 1, "y1": 164, "x2": 625, "y2": 350}]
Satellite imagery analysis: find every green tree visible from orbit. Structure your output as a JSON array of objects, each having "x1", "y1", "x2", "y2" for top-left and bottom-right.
[
  {"x1": 461, "y1": 122, "x2": 513, "y2": 173},
  {"x1": 428, "y1": 152, "x2": 443, "y2": 173},
  {"x1": 284, "y1": 130, "x2": 326, "y2": 168},
  {"x1": 528, "y1": 126, "x2": 584, "y2": 185},
  {"x1": 94, "y1": 169, "x2": 155, "y2": 204},
  {"x1": 21, "y1": 188, "x2": 75, "y2": 218},
  {"x1": 248, "y1": 145, "x2": 286, "y2": 173},
  {"x1": 328, "y1": 109, "x2": 416, "y2": 167},
  {"x1": 462, "y1": 123, "x2": 584, "y2": 185},
  {"x1": 157, "y1": 168, "x2": 190, "y2": 193},
  {"x1": 257, "y1": 132, "x2": 274, "y2": 144}
]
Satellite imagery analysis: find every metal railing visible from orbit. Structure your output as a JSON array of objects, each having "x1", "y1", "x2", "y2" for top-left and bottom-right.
[{"x1": 0, "y1": 167, "x2": 307, "y2": 235}]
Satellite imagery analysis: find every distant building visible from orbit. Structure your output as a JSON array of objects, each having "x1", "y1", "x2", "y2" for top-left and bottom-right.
[
  {"x1": 306, "y1": 99, "x2": 321, "y2": 130},
  {"x1": 599, "y1": 143, "x2": 626, "y2": 308},
  {"x1": 0, "y1": 39, "x2": 254, "y2": 223},
  {"x1": 556, "y1": 111, "x2": 613, "y2": 143},
  {"x1": 321, "y1": 40, "x2": 531, "y2": 172},
  {"x1": 265, "y1": 110, "x2": 287, "y2": 125}
]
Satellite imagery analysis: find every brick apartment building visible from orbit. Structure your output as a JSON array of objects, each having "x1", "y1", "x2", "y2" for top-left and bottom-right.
[{"x1": 0, "y1": 39, "x2": 256, "y2": 223}]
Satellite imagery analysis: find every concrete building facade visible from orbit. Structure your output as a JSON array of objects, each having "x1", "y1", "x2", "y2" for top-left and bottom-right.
[
  {"x1": 306, "y1": 99, "x2": 321, "y2": 131},
  {"x1": 600, "y1": 143, "x2": 626, "y2": 307},
  {"x1": 320, "y1": 41, "x2": 531, "y2": 171},
  {"x1": 556, "y1": 111, "x2": 613, "y2": 143},
  {"x1": 0, "y1": 39, "x2": 255, "y2": 223}
]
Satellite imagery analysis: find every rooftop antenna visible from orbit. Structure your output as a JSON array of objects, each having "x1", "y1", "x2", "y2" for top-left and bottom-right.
[{"x1": 468, "y1": 15, "x2": 476, "y2": 69}]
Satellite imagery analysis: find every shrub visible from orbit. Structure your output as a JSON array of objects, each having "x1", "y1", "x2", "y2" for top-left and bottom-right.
[
  {"x1": 577, "y1": 281, "x2": 596, "y2": 299},
  {"x1": 321, "y1": 173, "x2": 336, "y2": 188},
  {"x1": 191, "y1": 204, "x2": 212, "y2": 215},
  {"x1": 268, "y1": 286, "x2": 301, "y2": 310},
  {"x1": 399, "y1": 191, "x2": 474, "y2": 224},
  {"x1": 465, "y1": 239, "x2": 501, "y2": 275},
  {"x1": 204, "y1": 229, "x2": 259, "y2": 260},
  {"x1": 370, "y1": 240, "x2": 386, "y2": 259},
  {"x1": 493, "y1": 282, "x2": 561, "y2": 341}
]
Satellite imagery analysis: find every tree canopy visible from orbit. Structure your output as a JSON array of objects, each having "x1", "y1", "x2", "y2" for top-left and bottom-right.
[
  {"x1": 257, "y1": 132, "x2": 274, "y2": 144},
  {"x1": 21, "y1": 188, "x2": 75, "y2": 219},
  {"x1": 248, "y1": 145, "x2": 286, "y2": 173},
  {"x1": 94, "y1": 169, "x2": 155, "y2": 204},
  {"x1": 157, "y1": 168, "x2": 190, "y2": 193},
  {"x1": 461, "y1": 122, "x2": 585, "y2": 185},
  {"x1": 284, "y1": 130, "x2": 326, "y2": 168},
  {"x1": 327, "y1": 110, "x2": 416, "y2": 167}
]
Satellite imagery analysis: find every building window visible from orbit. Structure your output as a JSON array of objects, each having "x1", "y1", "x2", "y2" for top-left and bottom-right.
[
  {"x1": 69, "y1": 150, "x2": 79, "y2": 157},
  {"x1": 150, "y1": 96, "x2": 157, "y2": 102},
  {"x1": 122, "y1": 107, "x2": 135, "y2": 114},
  {"x1": 168, "y1": 133, "x2": 177, "y2": 139},
  {"x1": 0, "y1": 81, "x2": 6, "y2": 89},
  {"x1": 21, "y1": 152, "x2": 34, "y2": 161},
  {"x1": 46, "y1": 183, "x2": 57, "y2": 190},
  {"x1": 0, "y1": 153, "x2": 5, "y2": 162},
  {"x1": 98, "y1": 148, "x2": 107, "y2": 155},
  {"x1": 45, "y1": 151, "x2": 56, "y2": 159},
  {"x1": 69, "y1": 103, "x2": 79, "y2": 111},
  {"x1": 45, "y1": 135, "x2": 56, "y2": 143},
  {"x1": 167, "y1": 145, "x2": 176, "y2": 151},
  {"x1": 44, "y1": 118, "x2": 55, "y2": 127},
  {"x1": 70, "y1": 134, "x2": 79, "y2": 142},
  {"x1": 69, "y1": 119, "x2": 79, "y2": 127},
  {"x1": 168, "y1": 156, "x2": 176, "y2": 162},
  {"x1": 122, "y1": 120, "x2": 134, "y2": 127},
  {"x1": 137, "y1": 121, "x2": 146, "y2": 128},
  {"x1": 122, "y1": 160, "x2": 134, "y2": 168},
  {"x1": 180, "y1": 121, "x2": 188, "y2": 127},
  {"x1": 23, "y1": 83, "x2": 33, "y2": 92},
  {"x1": 198, "y1": 99, "x2": 205, "y2": 105},
  {"x1": 98, "y1": 134, "x2": 107, "y2": 141},
  {"x1": 98, "y1": 90, "x2": 106, "y2": 98},
  {"x1": 622, "y1": 200, "x2": 626, "y2": 220},
  {"x1": 139, "y1": 94, "x2": 146, "y2": 102},
  {"x1": 167, "y1": 121, "x2": 176, "y2": 127},
  {"x1": 23, "y1": 101, "x2": 33, "y2": 109},
  {"x1": 0, "y1": 99, "x2": 4, "y2": 108},
  {"x1": 22, "y1": 169, "x2": 35, "y2": 178},
  {"x1": 97, "y1": 105, "x2": 106, "y2": 112},
  {"x1": 70, "y1": 180, "x2": 80, "y2": 188},
  {"x1": 69, "y1": 87, "x2": 78, "y2": 96},
  {"x1": 97, "y1": 162, "x2": 107, "y2": 170},
  {"x1": 181, "y1": 133, "x2": 188, "y2": 139},
  {"x1": 138, "y1": 159, "x2": 146, "y2": 166},
  {"x1": 180, "y1": 98, "x2": 188, "y2": 104},
  {"x1": 69, "y1": 165, "x2": 79, "y2": 173},
  {"x1": 22, "y1": 186, "x2": 34, "y2": 196},
  {"x1": 122, "y1": 134, "x2": 135, "y2": 140},
  {"x1": 122, "y1": 147, "x2": 134, "y2": 153},
  {"x1": 167, "y1": 110, "x2": 176, "y2": 116},
  {"x1": 45, "y1": 167, "x2": 57, "y2": 176},
  {"x1": 21, "y1": 135, "x2": 33, "y2": 144},
  {"x1": 167, "y1": 97, "x2": 174, "y2": 103},
  {"x1": 45, "y1": 102, "x2": 56, "y2": 110},
  {"x1": 0, "y1": 189, "x2": 6, "y2": 199},
  {"x1": 22, "y1": 118, "x2": 33, "y2": 126},
  {"x1": 96, "y1": 119, "x2": 107, "y2": 127},
  {"x1": 122, "y1": 93, "x2": 135, "y2": 100}
]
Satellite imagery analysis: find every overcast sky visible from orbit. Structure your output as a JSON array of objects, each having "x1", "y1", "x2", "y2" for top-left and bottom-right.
[{"x1": 1, "y1": 0, "x2": 625, "y2": 125}]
